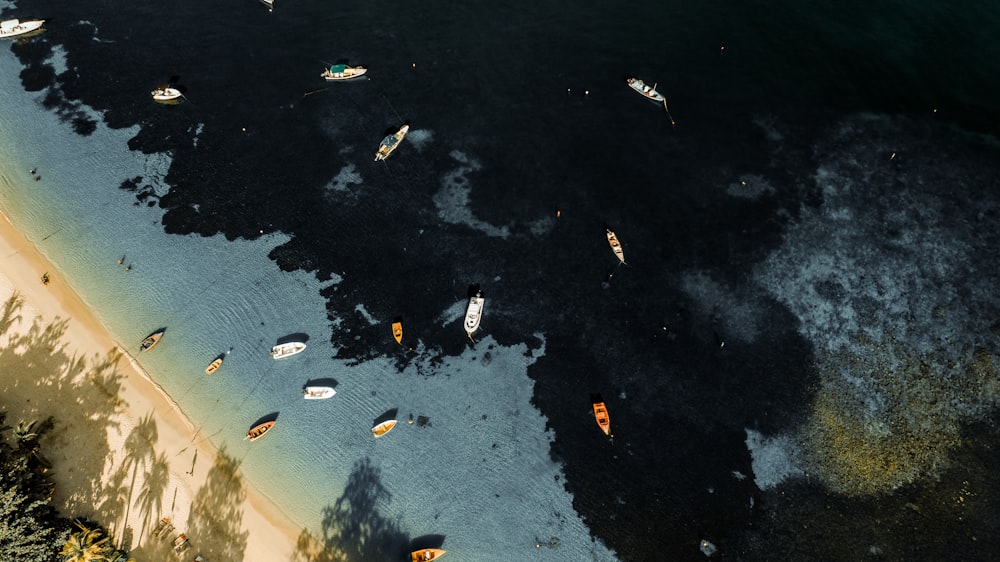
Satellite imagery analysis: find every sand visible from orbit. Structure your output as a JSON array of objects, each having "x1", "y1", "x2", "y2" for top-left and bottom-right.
[{"x1": 0, "y1": 207, "x2": 300, "y2": 561}]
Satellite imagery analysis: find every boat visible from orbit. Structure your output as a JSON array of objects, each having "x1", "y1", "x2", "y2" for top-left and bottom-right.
[
  {"x1": 140, "y1": 329, "x2": 165, "y2": 352},
  {"x1": 303, "y1": 386, "x2": 336, "y2": 400},
  {"x1": 271, "y1": 341, "x2": 306, "y2": 359},
  {"x1": 247, "y1": 420, "x2": 276, "y2": 441},
  {"x1": 464, "y1": 291, "x2": 484, "y2": 342},
  {"x1": 606, "y1": 229, "x2": 626, "y2": 264},
  {"x1": 204, "y1": 355, "x2": 224, "y2": 375},
  {"x1": 151, "y1": 85, "x2": 183, "y2": 103},
  {"x1": 260, "y1": 0, "x2": 274, "y2": 11},
  {"x1": 392, "y1": 321, "x2": 403, "y2": 345},
  {"x1": 372, "y1": 419, "x2": 398, "y2": 438},
  {"x1": 374, "y1": 124, "x2": 409, "y2": 161},
  {"x1": 321, "y1": 64, "x2": 367, "y2": 81},
  {"x1": 593, "y1": 401, "x2": 612, "y2": 437},
  {"x1": 626, "y1": 77, "x2": 665, "y2": 103},
  {"x1": 0, "y1": 19, "x2": 45, "y2": 39},
  {"x1": 410, "y1": 549, "x2": 446, "y2": 561}
]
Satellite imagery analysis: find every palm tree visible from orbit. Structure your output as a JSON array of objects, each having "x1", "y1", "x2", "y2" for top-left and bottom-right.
[
  {"x1": 117, "y1": 412, "x2": 158, "y2": 545},
  {"x1": 60, "y1": 524, "x2": 112, "y2": 562},
  {"x1": 12, "y1": 420, "x2": 39, "y2": 445},
  {"x1": 132, "y1": 452, "x2": 169, "y2": 547}
]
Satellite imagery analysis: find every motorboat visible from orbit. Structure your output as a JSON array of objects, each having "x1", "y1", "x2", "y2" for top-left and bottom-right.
[
  {"x1": 151, "y1": 85, "x2": 183, "y2": 103},
  {"x1": 372, "y1": 419, "x2": 398, "y2": 438},
  {"x1": 303, "y1": 386, "x2": 336, "y2": 400},
  {"x1": 321, "y1": 64, "x2": 367, "y2": 81},
  {"x1": 374, "y1": 124, "x2": 409, "y2": 161},
  {"x1": 626, "y1": 77, "x2": 665, "y2": 103},
  {"x1": 140, "y1": 329, "x2": 165, "y2": 352},
  {"x1": 392, "y1": 321, "x2": 403, "y2": 345},
  {"x1": 271, "y1": 341, "x2": 306, "y2": 359},
  {"x1": 0, "y1": 19, "x2": 45, "y2": 39},
  {"x1": 260, "y1": 0, "x2": 274, "y2": 11},
  {"x1": 464, "y1": 291, "x2": 484, "y2": 342}
]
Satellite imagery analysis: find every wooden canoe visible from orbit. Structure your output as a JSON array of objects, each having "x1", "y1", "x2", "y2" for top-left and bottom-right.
[
  {"x1": 392, "y1": 321, "x2": 403, "y2": 345},
  {"x1": 247, "y1": 420, "x2": 276, "y2": 442},
  {"x1": 593, "y1": 401, "x2": 611, "y2": 437},
  {"x1": 606, "y1": 229, "x2": 625, "y2": 264},
  {"x1": 205, "y1": 355, "x2": 224, "y2": 375},
  {"x1": 372, "y1": 419, "x2": 398, "y2": 438},
  {"x1": 410, "y1": 548, "x2": 446, "y2": 561}
]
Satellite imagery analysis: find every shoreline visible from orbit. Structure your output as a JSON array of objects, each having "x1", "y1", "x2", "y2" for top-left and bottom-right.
[{"x1": 0, "y1": 206, "x2": 300, "y2": 559}]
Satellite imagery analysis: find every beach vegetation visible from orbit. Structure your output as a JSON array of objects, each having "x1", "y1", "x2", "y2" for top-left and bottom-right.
[
  {"x1": 0, "y1": 412, "x2": 71, "y2": 562},
  {"x1": 59, "y1": 522, "x2": 112, "y2": 562}
]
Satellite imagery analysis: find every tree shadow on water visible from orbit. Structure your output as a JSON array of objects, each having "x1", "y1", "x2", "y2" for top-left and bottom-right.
[{"x1": 292, "y1": 457, "x2": 410, "y2": 562}]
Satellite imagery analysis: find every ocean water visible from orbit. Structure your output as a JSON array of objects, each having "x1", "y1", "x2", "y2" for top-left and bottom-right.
[{"x1": 2, "y1": 0, "x2": 1000, "y2": 560}]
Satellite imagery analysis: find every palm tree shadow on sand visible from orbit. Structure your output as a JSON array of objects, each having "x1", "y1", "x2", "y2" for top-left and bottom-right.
[{"x1": 291, "y1": 457, "x2": 412, "y2": 562}]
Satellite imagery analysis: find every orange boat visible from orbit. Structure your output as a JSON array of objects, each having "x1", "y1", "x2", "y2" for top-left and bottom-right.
[
  {"x1": 140, "y1": 328, "x2": 165, "y2": 352},
  {"x1": 410, "y1": 548, "x2": 446, "y2": 561},
  {"x1": 372, "y1": 419, "x2": 398, "y2": 438},
  {"x1": 247, "y1": 420, "x2": 276, "y2": 442},
  {"x1": 204, "y1": 354, "x2": 224, "y2": 375},
  {"x1": 392, "y1": 321, "x2": 403, "y2": 345},
  {"x1": 593, "y1": 401, "x2": 611, "y2": 437}
]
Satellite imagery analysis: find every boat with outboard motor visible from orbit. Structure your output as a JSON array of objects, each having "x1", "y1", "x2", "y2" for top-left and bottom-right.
[
  {"x1": 374, "y1": 124, "x2": 409, "y2": 161},
  {"x1": 321, "y1": 64, "x2": 367, "y2": 81}
]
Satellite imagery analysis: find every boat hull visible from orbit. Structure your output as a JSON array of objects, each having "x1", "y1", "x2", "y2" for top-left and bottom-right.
[
  {"x1": 626, "y1": 77, "x2": 666, "y2": 103},
  {"x1": 247, "y1": 420, "x2": 276, "y2": 441},
  {"x1": 374, "y1": 124, "x2": 410, "y2": 161},
  {"x1": 606, "y1": 229, "x2": 625, "y2": 263},
  {"x1": 271, "y1": 342, "x2": 306, "y2": 359},
  {"x1": 0, "y1": 19, "x2": 45, "y2": 39},
  {"x1": 303, "y1": 387, "x2": 336, "y2": 400},
  {"x1": 464, "y1": 293, "x2": 484, "y2": 338},
  {"x1": 410, "y1": 548, "x2": 446, "y2": 561},
  {"x1": 593, "y1": 401, "x2": 611, "y2": 436},
  {"x1": 140, "y1": 329, "x2": 165, "y2": 352},
  {"x1": 321, "y1": 67, "x2": 367, "y2": 81},
  {"x1": 392, "y1": 321, "x2": 403, "y2": 345},
  {"x1": 372, "y1": 419, "x2": 398, "y2": 438},
  {"x1": 205, "y1": 356, "x2": 224, "y2": 375}
]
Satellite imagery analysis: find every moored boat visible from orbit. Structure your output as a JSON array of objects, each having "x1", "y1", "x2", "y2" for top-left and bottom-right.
[
  {"x1": 392, "y1": 321, "x2": 403, "y2": 345},
  {"x1": 151, "y1": 85, "x2": 183, "y2": 103},
  {"x1": 303, "y1": 386, "x2": 336, "y2": 400},
  {"x1": 626, "y1": 77, "x2": 665, "y2": 103},
  {"x1": 0, "y1": 19, "x2": 45, "y2": 39},
  {"x1": 464, "y1": 291, "x2": 484, "y2": 342},
  {"x1": 260, "y1": 0, "x2": 274, "y2": 11},
  {"x1": 374, "y1": 124, "x2": 409, "y2": 161},
  {"x1": 271, "y1": 341, "x2": 306, "y2": 359},
  {"x1": 205, "y1": 355, "x2": 224, "y2": 375},
  {"x1": 606, "y1": 228, "x2": 626, "y2": 264},
  {"x1": 321, "y1": 64, "x2": 367, "y2": 81},
  {"x1": 372, "y1": 419, "x2": 398, "y2": 438},
  {"x1": 410, "y1": 548, "x2": 446, "y2": 561},
  {"x1": 247, "y1": 420, "x2": 276, "y2": 441},
  {"x1": 140, "y1": 329, "x2": 165, "y2": 352},
  {"x1": 593, "y1": 401, "x2": 612, "y2": 437}
]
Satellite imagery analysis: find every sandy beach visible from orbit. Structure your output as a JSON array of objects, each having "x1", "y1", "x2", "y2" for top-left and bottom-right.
[{"x1": 0, "y1": 209, "x2": 300, "y2": 560}]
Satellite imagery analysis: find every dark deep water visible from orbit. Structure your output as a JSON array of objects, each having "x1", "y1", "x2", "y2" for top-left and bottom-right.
[{"x1": 6, "y1": 0, "x2": 1000, "y2": 559}]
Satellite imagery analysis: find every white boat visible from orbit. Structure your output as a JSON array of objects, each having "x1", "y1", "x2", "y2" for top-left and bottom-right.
[
  {"x1": 0, "y1": 19, "x2": 45, "y2": 39},
  {"x1": 271, "y1": 341, "x2": 306, "y2": 359},
  {"x1": 626, "y1": 77, "x2": 666, "y2": 103},
  {"x1": 303, "y1": 386, "x2": 336, "y2": 400},
  {"x1": 374, "y1": 124, "x2": 409, "y2": 161},
  {"x1": 260, "y1": 0, "x2": 274, "y2": 11},
  {"x1": 151, "y1": 86, "x2": 183, "y2": 103},
  {"x1": 321, "y1": 64, "x2": 367, "y2": 81},
  {"x1": 464, "y1": 291, "x2": 484, "y2": 341}
]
